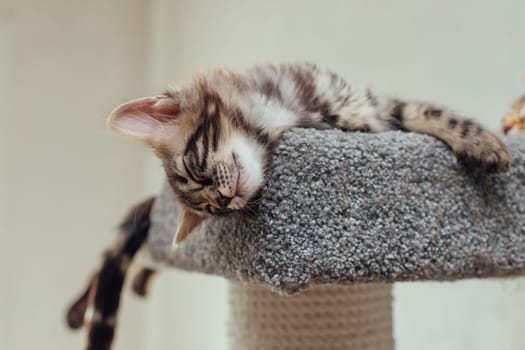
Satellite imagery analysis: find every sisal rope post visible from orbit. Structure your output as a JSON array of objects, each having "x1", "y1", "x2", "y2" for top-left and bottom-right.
[{"x1": 228, "y1": 282, "x2": 394, "y2": 350}]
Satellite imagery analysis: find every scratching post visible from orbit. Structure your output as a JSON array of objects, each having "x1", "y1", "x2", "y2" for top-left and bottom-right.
[
  {"x1": 228, "y1": 283, "x2": 393, "y2": 350},
  {"x1": 145, "y1": 129, "x2": 525, "y2": 348}
]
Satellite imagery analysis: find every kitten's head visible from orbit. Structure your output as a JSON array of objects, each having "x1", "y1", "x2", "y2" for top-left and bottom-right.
[
  {"x1": 502, "y1": 94, "x2": 525, "y2": 135},
  {"x1": 107, "y1": 73, "x2": 268, "y2": 243}
]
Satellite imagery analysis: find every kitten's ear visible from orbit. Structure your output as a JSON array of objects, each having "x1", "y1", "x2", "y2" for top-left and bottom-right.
[
  {"x1": 172, "y1": 208, "x2": 205, "y2": 248},
  {"x1": 107, "y1": 96, "x2": 180, "y2": 141}
]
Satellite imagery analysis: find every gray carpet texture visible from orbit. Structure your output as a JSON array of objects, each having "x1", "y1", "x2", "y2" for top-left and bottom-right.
[{"x1": 146, "y1": 129, "x2": 525, "y2": 294}]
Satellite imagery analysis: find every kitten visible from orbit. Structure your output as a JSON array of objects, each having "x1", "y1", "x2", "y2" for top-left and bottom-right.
[
  {"x1": 106, "y1": 63, "x2": 510, "y2": 244},
  {"x1": 67, "y1": 63, "x2": 511, "y2": 350},
  {"x1": 502, "y1": 93, "x2": 525, "y2": 134}
]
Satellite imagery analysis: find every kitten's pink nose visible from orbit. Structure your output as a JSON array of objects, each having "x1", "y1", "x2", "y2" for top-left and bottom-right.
[{"x1": 216, "y1": 192, "x2": 233, "y2": 207}]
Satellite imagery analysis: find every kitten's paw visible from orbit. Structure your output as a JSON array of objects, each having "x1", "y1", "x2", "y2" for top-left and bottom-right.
[
  {"x1": 131, "y1": 268, "x2": 156, "y2": 297},
  {"x1": 66, "y1": 297, "x2": 88, "y2": 329},
  {"x1": 454, "y1": 133, "x2": 511, "y2": 173}
]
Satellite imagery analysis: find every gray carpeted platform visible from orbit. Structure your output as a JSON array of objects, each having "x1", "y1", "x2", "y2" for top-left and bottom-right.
[{"x1": 146, "y1": 129, "x2": 525, "y2": 294}]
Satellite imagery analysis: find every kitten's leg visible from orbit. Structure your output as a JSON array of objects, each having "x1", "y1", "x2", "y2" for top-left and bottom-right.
[
  {"x1": 379, "y1": 98, "x2": 510, "y2": 173},
  {"x1": 301, "y1": 91, "x2": 510, "y2": 173},
  {"x1": 66, "y1": 272, "x2": 99, "y2": 329},
  {"x1": 65, "y1": 197, "x2": 155, "y2": 350},
  {"x1": 131, "y1": 267, "x2": 157, "y2": 297}
]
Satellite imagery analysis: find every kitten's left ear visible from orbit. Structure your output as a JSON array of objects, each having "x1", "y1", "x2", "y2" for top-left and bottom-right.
[
  {"x1": 172, "y1": 208, "x2": 205, "y2": 248},
  {"x1": 107, "y1": 96, "x2": 180, "y2": 142}
]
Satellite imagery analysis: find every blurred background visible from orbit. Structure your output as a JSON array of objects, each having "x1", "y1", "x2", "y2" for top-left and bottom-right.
[{"x1": 1, "y1": 0, "x2": 525, "y2": 349}]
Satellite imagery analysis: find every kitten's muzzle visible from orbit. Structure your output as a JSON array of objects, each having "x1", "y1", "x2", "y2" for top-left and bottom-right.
[{"x1": 214, "y1": 160, "x2": 240, "y2": 199}]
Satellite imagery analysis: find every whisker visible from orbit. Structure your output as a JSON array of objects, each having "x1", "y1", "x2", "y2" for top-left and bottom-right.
[
  {"x1": 247, "y1": 197, "x2": 264, "y2": 205},
  {"x1": 241, "y1": 205, "x2": 276, "y2": 232}
]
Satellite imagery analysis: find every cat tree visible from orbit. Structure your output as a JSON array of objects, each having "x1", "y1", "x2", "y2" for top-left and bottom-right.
[{"x1": 145, "y1": 129, "x2": 525, "y2": 350}]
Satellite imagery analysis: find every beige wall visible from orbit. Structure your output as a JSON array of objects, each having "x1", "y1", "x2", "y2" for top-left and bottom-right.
[
  {"x1": 0, "y1": 1, "x2": 151, "y2": 349},
  {"x1": 1, "y1": 20, "x2": 9, "y2": 350},
  {"x1": 3, "y1": 1, "x2": 525, "y2": 350}
]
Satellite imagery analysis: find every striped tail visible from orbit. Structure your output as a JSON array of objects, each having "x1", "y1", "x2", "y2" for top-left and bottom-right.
[{"x1": 65, "y1": 197, "x2": 157, "y2": 350}]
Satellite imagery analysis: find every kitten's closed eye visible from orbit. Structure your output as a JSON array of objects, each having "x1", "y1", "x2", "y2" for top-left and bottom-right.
[
  {"x1": 174, "y1": 174, "x2": 188, "y2": 184},
  {"x1": 174, "y1": 174, "x2": 209, "y2": 193},
  {"x1": 188, "y1": 186, "x2": 204, "y2": 193},
  {"x1": 200, "y1": 178, "x2": 213, "y2": 186}
]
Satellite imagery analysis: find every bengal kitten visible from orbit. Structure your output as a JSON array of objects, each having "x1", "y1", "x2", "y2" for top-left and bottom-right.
[
  {"x1": 502, "y1": 93, "x2": 525, "y2": 134},
  {"x1": 67, "y1": 63, "x2": 511, "y2": 350}
]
